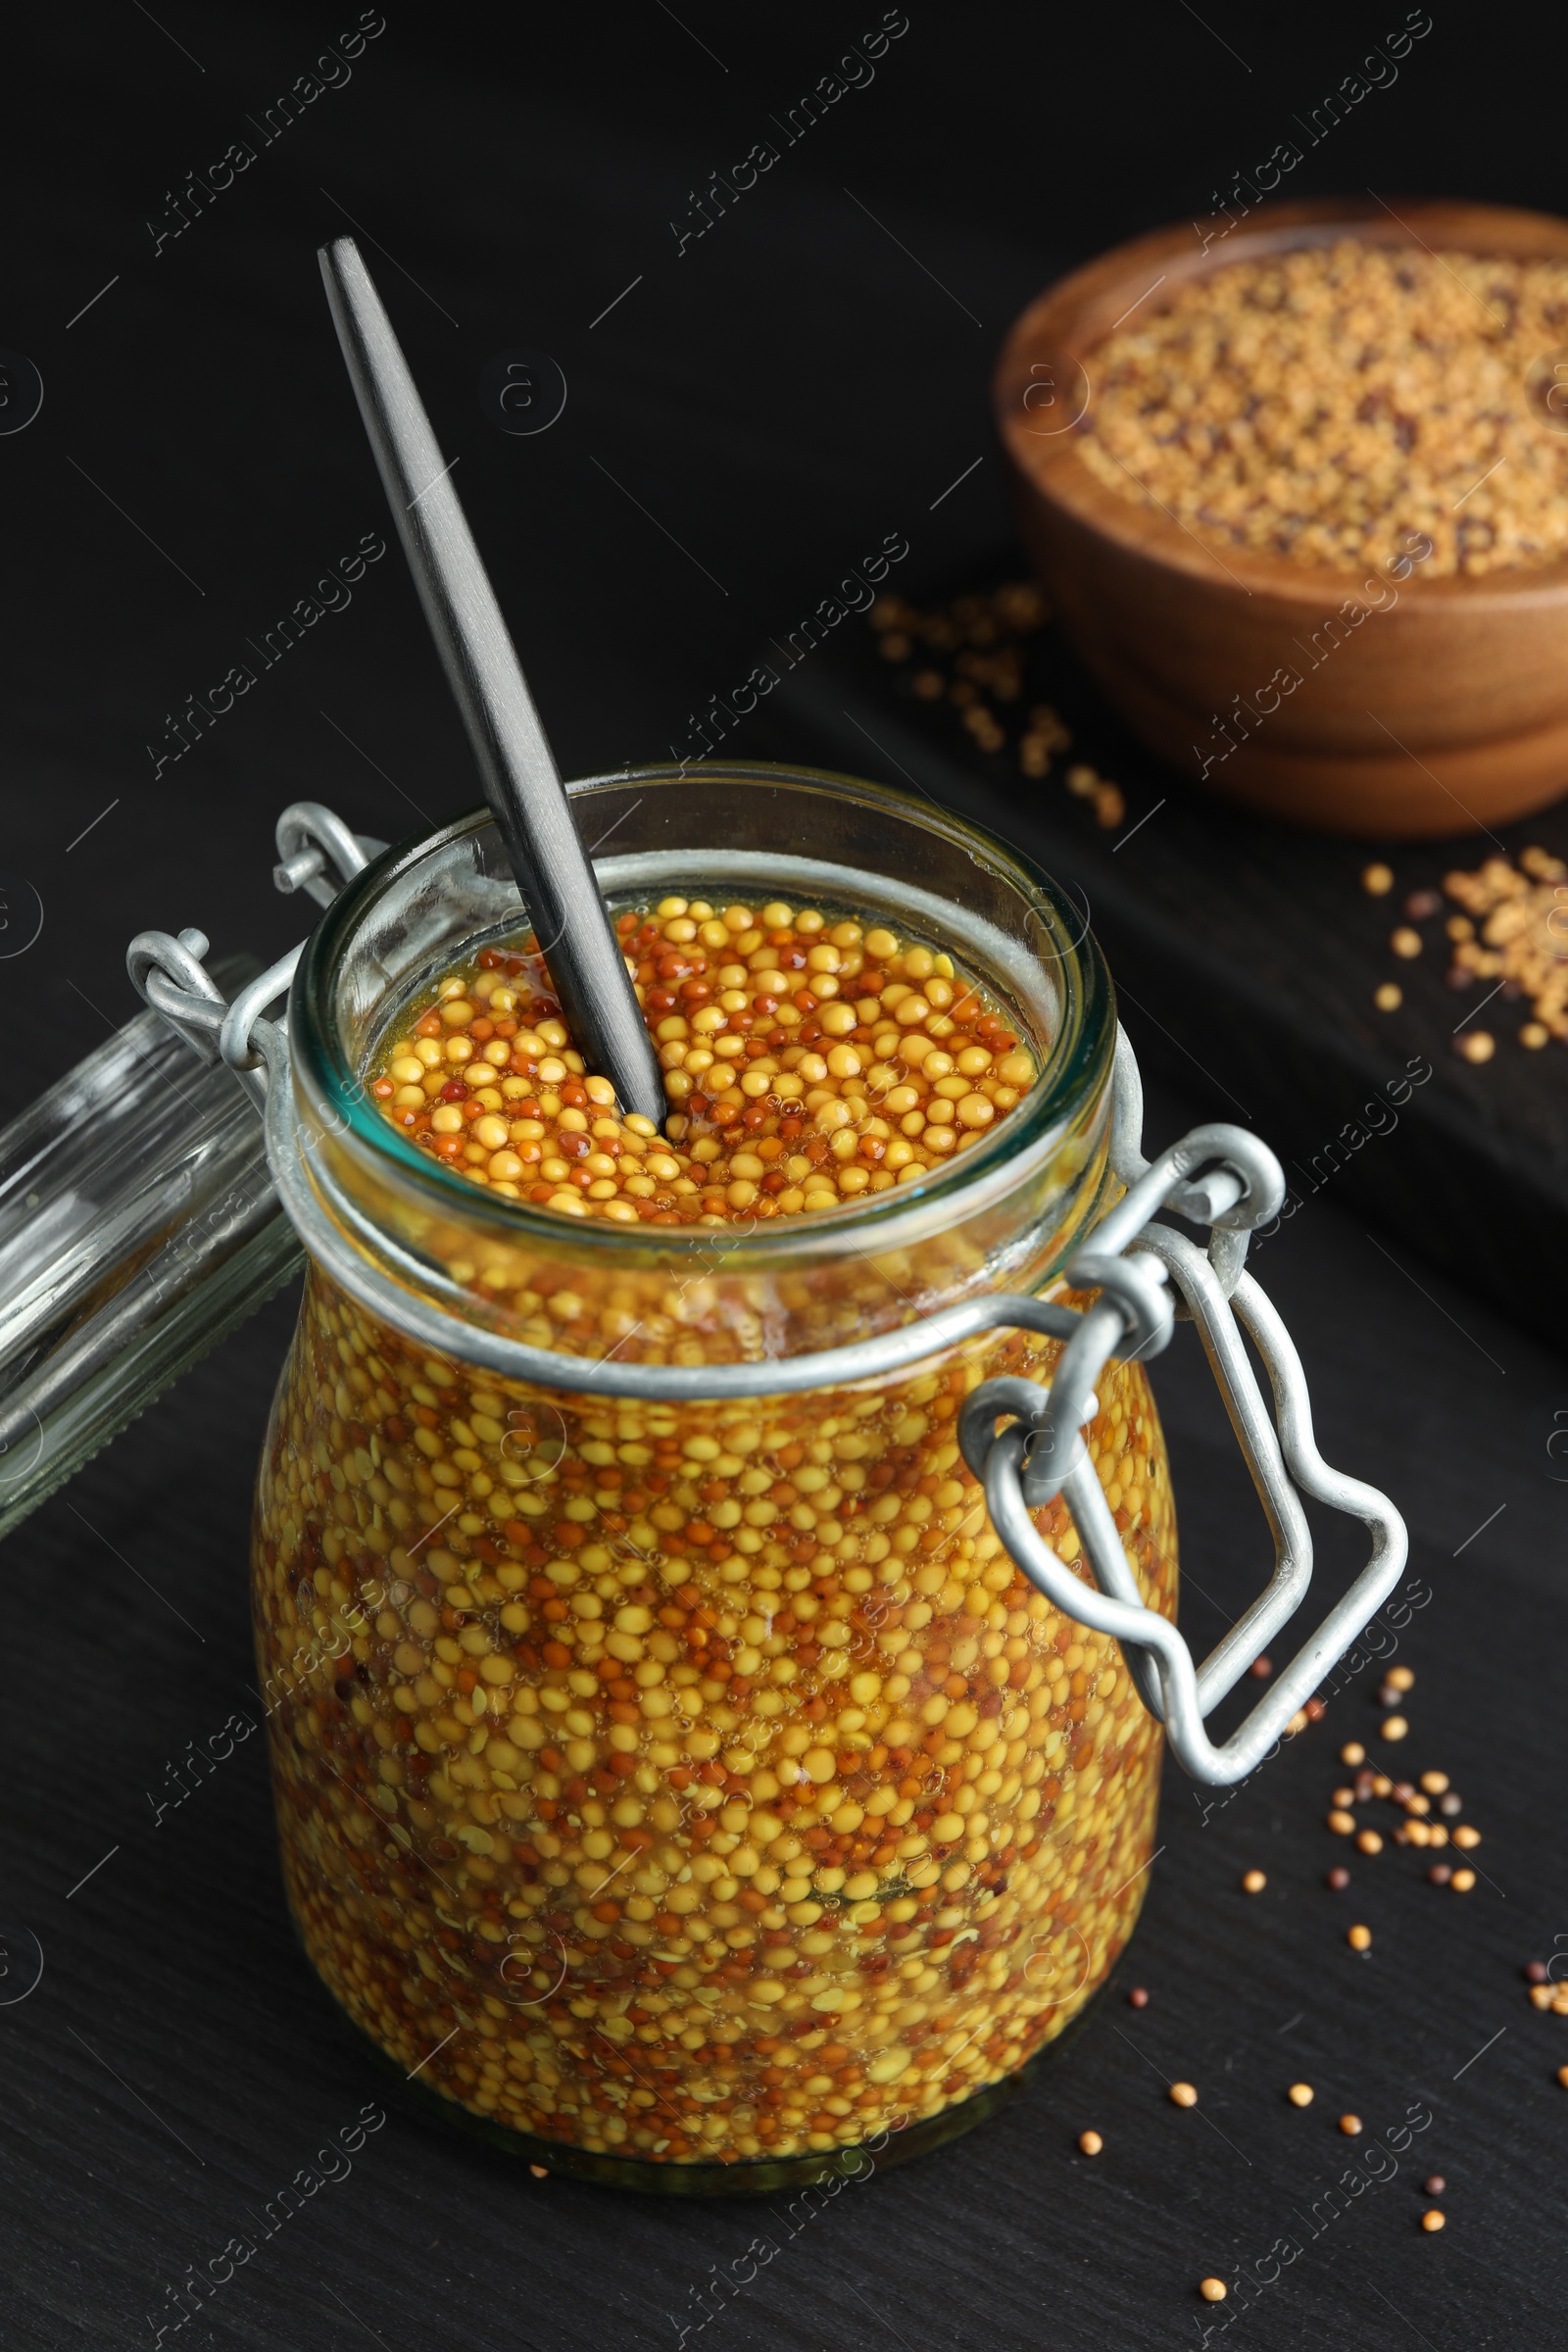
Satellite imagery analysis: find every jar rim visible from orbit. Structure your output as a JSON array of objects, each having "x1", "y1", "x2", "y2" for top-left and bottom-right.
[{"x1": 291, "y1": 760, "x2": 1115, "y2": 1264}]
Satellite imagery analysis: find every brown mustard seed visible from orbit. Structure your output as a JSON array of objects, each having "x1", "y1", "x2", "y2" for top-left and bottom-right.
[
  {"x1": 1169, "y1": 2082, "x2": 1199, "y2": 2107},
  {"x1": 1429, "y1": 1863, "x2": 1453, "y2": 1886},
  {"x1": 1249, "y1": 1653, "x2": 1273, "y2": 1679},
  {"x1": 1526, "y1": 1961, "x2": 1550, "y2": 1984},
  {"x1": 1424, "y1": 2175, "x2": 1446, "y2": 2195},
  {"x1": 1421, "y1": 2209, "x2": 1446, "y2": 2232},
  {"x1": 1556, "y1": 2066, "x2": 1568, "y2": 2089},
  {"x1": 1326, "y1": 1867, "x2": 1351, "y2": 1890},
  {"x1": 1128, "y1": 1986, "x2": 1151, "y2": 2009},
  {"x1": 1348, "y1": 1925, "x2": 1373, "y2": 1952},
  {"x1": 528, "y1": 2164, "x2": 549, "y2": 2179},
  {"x1": 1078, "y1": 2129, "x2": 1103, "y2": 2156},
  {"x1": 1340, "y1": 2113, "x2": 1363, "y2": 2136},
  {"x1": 1340, "y1": 1742, "x2": 1366, "y2": 1767},
  {"x1": 1287, "y1": 2082, "x2": 1314, "y2": 2107},
  {"x1": 1199, "y1": 2279, "x2": 1227, "y2": 2303},
  {"x1": 1242, "y1": 1870, "x2": 1267, "y2": 1894}
]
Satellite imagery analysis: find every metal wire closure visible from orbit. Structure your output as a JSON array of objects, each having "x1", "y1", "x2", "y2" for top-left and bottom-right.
[{"x1": 124, "y1": 801, "x2": 1407, "y2": 1787}]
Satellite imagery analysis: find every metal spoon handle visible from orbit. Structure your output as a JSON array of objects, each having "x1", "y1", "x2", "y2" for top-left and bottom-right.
[{"x1": 318, "y1": 235, "x2": 663, "y2": 1125}]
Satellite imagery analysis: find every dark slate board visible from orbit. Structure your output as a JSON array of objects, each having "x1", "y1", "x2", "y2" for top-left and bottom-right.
[{"x1": 748, "y1": 559, "x2": 1568, "y2": 1348}]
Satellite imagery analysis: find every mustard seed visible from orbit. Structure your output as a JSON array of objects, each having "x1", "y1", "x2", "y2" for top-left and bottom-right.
[
  {"x1": 1381, "y1": 1715, "x2": 1409, "y2": 1741},
  {"x1": 1128, "y1": 1986, "x2": 1150, "y2": 2009},
  {"x1": 1340, "y1": 1742, "x2": 1366, "y2": 1766},
  {"x1": 1078, "y1": 2129, "x2": 1103, "y2": 2156},
  {"x1": 1556, "y1": 2066, "x2": 1568, "y2": 2089},
  {"x1": 1340, "y1": 2113, "x2": 1363, "y2": 2135},
  {"x1": 1077, "y1": 239, "x2": 1568, "y2": 577},
  {"x1": 1362, "y1": 864, "x2": 1395, "y2": 898},
  {"x1": 368, "y1": 898, "x2": 1037, "y2": 1224},
  {"x1": 1326, "y1": 1867, "x2": 1351, "y2": 1890},
  {"x1": 1170, "y1": 2082, "x2": 1199, "y2": 2107},
  {"x1": 1242, "y1": 1869, "x2": 1266, "y2": 1894},
  {"x1": 1421, "y1": 2209, "x2": 1446, "y2": 2232},
  {"x1": 1424, "y1": 2175, "x2": 1446, "y2": 2195},
  {"x1": 1374, "y1": 983, "x2": 1403, "y2": 1012},
  {"x1": 1385, "y1": 1666, "x2": 1414, "y2": 1692},
  {"x1": 1199, "y1": 2279, "x2": 1227, "y2": 2303},
  {"x1": 1450, "y1": 1868, "x2": 1477, "y2": 1892},
  {"x1": 1348, "y1": 1925, "x2": 1373, "y2": 1952},
  {"x1": 1287, "y1": 2082, "x2": 1314, "y2": 2107}
]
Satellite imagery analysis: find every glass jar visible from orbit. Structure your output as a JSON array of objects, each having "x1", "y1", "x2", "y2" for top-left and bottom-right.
[{"x1": 252, "y1": 762, "x2": 1177, "y2": 2191}]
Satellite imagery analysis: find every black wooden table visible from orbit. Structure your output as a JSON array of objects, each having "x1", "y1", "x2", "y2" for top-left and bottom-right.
[{"x1": 3, "y1": 6, "x2": 1566, "y2": 2345}]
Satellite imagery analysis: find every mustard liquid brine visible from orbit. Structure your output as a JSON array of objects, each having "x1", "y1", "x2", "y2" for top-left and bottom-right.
[{"x1": 250, "y1": 769, "x2": 1178, "y2": 2190}]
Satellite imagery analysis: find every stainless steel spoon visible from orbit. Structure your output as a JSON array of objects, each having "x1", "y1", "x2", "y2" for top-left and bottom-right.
[{"x1": 318, "y1": 234, "x2": 664, "y2": 1125}]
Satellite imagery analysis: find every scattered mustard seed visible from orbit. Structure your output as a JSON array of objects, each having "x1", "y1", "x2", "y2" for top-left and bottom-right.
[
  {"x1": 1348, "y1": 1925, "x2": 1373, "y2": 1952},
  {"x1": 1424, "y1": 2175, "x2": 1446, "y2": 2195},
  {"x1": 1386, "y1": 1666, "x2": 1414, "y2": 1692},
  {"x1": 1340, "y1": 2113, "x2": 1364, "y2": 2136},
  {"x1": 1382, "y1": 1715, "x2": 1410, "y2": 1742},
  {"x1": 1199, "y1": 2278, "x2": 1227, "y2": 2303},
  {"x1": 1128, "y1": 1986, "x2": 1151, "y2": 2009},
  {"x1": 1341, "y1": 1742, "x2": 1366, "y2": 1766},
  {"x1": 1450, "y1": 1868, "x2": 1478, "y2": 1893},
  {"x1": 1170, "y1": 2082, "x2": 1199, "y2": 2108},
  {"x1": 1421, "y1": 2209, "x2": 1446, "y2": 2232},
  {"x1": 1356, "y1": 1830, "x2": 1384, "y2": 1856},
  {"x1": 1242, "y1": 1870, "x2": 1267, "y2": 1894},
  {"x1": 1078, "y1": 2130, "x2": 1103, "y2": 2156},
  {"x1": 1287, "y1": 2082, "x2": 1314, "y2": 2108},
  {"x1": 1362, "y1": 863, "x2": 1396, "y2": 897},
  {"x1": 1374, "y1": 982, "x2": 1403, "y2": 1012},
  {"x1": 1392, "y1": 927, "x2": 1424, "y2": 959}
]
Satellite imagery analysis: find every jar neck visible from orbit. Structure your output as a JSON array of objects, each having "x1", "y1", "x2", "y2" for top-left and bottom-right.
[{"x1": 283, "y1": 768, "x2": 1118, "y2": 1372}]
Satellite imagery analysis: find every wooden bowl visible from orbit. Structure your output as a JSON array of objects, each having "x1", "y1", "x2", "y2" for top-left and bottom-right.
[{"x1": 995, "y1": 198, "x2": 1568, "y2": 838}]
